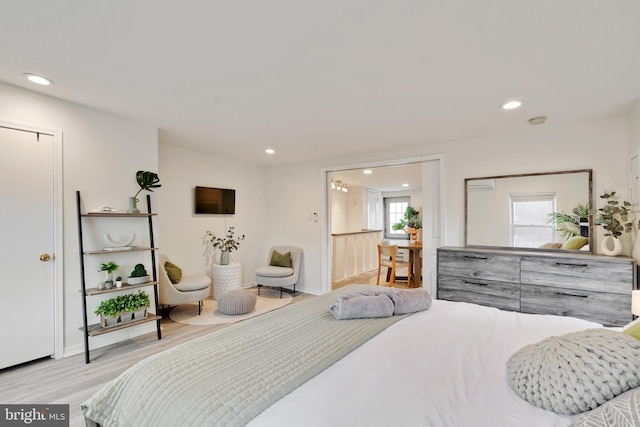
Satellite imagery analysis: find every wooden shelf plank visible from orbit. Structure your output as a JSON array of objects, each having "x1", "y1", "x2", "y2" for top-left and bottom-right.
[
  {"x1": 85, "y1": 314, "x2": 161, "y2": 336},
  {"x1": 81, "y1": 212, "x2": 157, "y2": 218},
  {"x1": 85, "y1": 281, "x2": 158, "y2": 296},
  {"x1": 83, "y1": 247, "x2": 158, "y2": 255}
]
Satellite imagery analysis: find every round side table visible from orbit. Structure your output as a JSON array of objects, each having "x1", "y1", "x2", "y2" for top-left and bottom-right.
[{"x1": 212, "y1": 263, "x2": 242, "y2": 300}]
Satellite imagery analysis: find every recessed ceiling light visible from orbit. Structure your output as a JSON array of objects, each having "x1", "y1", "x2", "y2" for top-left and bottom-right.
[
  {"x1": 264, "y1": 148, "x2": 275, "y2": 154},
  {"x1": 502, "y1": 100, "x2": 522, "y2": 110},
  {"x1": 363, "y1": 169, "x2": 373, "y2": 175},
  {"x1": 23, "y1": 73, "x2": 54, "y2": 86},
  {"x1": 402, "y1": 183, "x2": 409, "y2": 187}
]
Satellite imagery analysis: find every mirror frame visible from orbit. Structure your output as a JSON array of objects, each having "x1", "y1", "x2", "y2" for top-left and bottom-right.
[{"x1": 464, "y1": 169, "x2": 593, "y2": 252}]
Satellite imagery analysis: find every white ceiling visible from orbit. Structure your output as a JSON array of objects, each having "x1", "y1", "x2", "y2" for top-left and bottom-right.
[
  {"x1": 331, "y1": 163, "x2": 423, "y2": 192},
  {"x1": 1, "y1": 1, "x2": 639, "y2": 166}
]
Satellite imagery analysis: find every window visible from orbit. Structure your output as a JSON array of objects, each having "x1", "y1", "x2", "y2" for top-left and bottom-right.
[
  {"x1": 384, "y1": 196, "x2": 409, "y2": 239},
  {"x1": 510, "y1": 193, "x2": 555, "y2": 248}
]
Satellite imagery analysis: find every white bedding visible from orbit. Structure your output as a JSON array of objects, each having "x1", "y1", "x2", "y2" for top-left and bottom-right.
[{"x1": 248, "y1": 299, "x2": 602, "y2": 427}]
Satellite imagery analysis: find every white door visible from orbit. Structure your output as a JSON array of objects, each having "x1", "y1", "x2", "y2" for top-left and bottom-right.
[{"x1": 0, "y1": 126, "x2": 55, "y2": 369}]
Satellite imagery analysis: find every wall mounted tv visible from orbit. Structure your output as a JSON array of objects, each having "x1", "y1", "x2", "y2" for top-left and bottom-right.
[{"x1": 195, "y1": 186, "x2": 236, "y2": 214}]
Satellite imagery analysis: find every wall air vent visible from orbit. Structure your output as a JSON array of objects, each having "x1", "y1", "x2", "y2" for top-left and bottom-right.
[{"x1": 467, "y1": 179, "x2": 496, "y2": 190}]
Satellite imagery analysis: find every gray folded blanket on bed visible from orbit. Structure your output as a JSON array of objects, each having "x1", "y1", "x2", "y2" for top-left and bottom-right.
[
  {"x1": 330, "y1": 288, "x2": 432, "y2": 319},
  {"x1": 329, "y1": 292, "x2": 395, "y2": 319}
]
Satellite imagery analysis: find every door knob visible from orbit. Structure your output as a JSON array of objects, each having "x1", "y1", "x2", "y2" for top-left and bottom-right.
[{"x1": 40, "y1": 253, "x2": 51, "y2": 262}]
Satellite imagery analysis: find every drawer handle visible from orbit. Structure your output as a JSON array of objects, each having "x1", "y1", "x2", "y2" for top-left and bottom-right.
[
  {"x1": 463, "y1": 280, "x2": 487, "y2": 286},
  {"x1": 554, "y1": 262, "x2": 589, "y2": 267},
  {"x1": 555, "y1": 291, "x2": 588, "y2": 298},
  {"x1": 464, "y1": 255, "x2": 488, "y2": 260}
]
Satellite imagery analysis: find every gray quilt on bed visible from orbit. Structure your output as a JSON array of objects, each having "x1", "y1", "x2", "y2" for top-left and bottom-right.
[{"x1": 81, "y1": 285, "x2": 409, "y2": 427}]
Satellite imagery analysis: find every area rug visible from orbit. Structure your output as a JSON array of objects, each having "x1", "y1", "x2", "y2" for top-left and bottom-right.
[{"x1": 169, "y1": 287, "x2": 292, "y2": 326}]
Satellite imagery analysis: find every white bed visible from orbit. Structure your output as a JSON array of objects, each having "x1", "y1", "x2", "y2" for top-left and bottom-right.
[
  {"x1": 82, "y1": 285, "x2": 606, "y2": 427},
  {"x1": 249, "y1": 298, "x2": 600, "y2": 427}
]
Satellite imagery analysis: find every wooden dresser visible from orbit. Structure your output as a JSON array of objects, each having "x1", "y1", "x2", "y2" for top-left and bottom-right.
[{"x1": 437, "y1": 246, "x2": 637, "y2": 326}]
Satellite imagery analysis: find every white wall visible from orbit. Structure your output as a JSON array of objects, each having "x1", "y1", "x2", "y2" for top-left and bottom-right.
[
  {"x1": 157, "y1": 142, "x2": 267, "y2": 284},
  {"x1": 0, "y1": 82, "x2": 158, "y2": 356},
  {"x1": 330, "y1": 185, "x2": 366, "y2": 234},
  {"x1": 266, "y1": 115, "x2": 631, "y2": 294},
  {"x1": 1, "y1": 78, "x2": 634, "y2": 357}
]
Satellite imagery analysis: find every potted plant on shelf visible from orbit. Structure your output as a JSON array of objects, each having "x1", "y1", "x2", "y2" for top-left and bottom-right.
[
  {"x1": 203, "y1": 226, "x2": 246, "y2": 265},
  {"x1": 391, "y1": 206, "x2": 422, "y2": 240},
  {"x1": 100, "y1": 261, "x2": 119, "y2": 289},
  {"x1": 95, "y1": 297, "x2": 121, "y2": 327},
  {"x1": 129, "y1": 170, "x2": 161, "y2": 213},
  {"x1": 594, "y1": 191, "x2": 638, "y2": 256},
  {"x1": 94, "y1": 290, "x2": 151, "y2": 327},
  {"x1": 130, "y1": 290, "x2": 150, "y2": 320},
  {"x1": 127, "y1": 264, "x2": 150, "y2": 285}
]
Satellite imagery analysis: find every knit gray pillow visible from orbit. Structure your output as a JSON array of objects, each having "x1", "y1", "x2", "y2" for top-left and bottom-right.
[
  {"x1": 506, "y1": 328, "x2": 640, "y2": 415},
  {"x1": 571, "y1": 387, "x2": 640, "y2": 427}
]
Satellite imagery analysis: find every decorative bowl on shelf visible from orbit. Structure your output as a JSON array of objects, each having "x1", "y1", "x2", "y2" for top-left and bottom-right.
[{"x1": 127, "y1": 275, "x2": 149, "y2": 285}]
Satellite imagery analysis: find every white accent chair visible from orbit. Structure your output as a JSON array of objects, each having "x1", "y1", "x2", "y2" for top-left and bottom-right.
[
  {"x1": 255, "y1": 246, "x2": 302, "y2": 298},
  {"x1": 158, "y1": 253, "x2": 211, "y2": 315}
]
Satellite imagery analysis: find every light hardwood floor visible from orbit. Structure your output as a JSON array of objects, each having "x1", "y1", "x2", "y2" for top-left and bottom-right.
[
  {"x1": 332, "y1": 267, "x2": 414, "y2": 291},
  {"x1": 0, "y1": 288, "x2": 314, "y2": 427}
]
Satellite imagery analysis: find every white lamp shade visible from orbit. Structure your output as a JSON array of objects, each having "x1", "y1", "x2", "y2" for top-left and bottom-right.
[{"x1": 632, "y1": 290, "x2": 640, "y2": 316}]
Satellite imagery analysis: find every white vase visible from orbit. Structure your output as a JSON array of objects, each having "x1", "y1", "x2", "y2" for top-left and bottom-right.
[
  {"x1": 220, "y1": 251, "x2": 230, "y2": 265},
  {"x1": 601, "y1": 235, "x2": 622, "y2": 256}
]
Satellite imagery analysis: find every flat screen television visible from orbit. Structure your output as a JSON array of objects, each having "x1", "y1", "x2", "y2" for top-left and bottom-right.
[{"x1": 195, "y1": 186, "x2": 236, "y2": 214}]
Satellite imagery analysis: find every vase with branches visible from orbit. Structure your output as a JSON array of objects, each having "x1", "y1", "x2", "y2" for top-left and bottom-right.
[{"x1": 202, "y1": 226, "x2": 246, "y2": 265}]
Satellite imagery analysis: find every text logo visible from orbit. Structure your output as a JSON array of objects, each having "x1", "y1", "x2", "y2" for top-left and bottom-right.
[{"x1": 0, "y1": 405, "x2": 69, "y2": 426}]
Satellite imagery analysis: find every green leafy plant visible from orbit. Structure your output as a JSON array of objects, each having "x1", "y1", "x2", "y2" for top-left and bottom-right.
[
  {"x1": 391, "y1": 206, "x2": 422, "y2": 231},
  {"x1": 94, "y1": 298, "x2": 120, "y2": 317},
  {"x1": 129, "y1": 264, "x2": 148, "y2": 278},
  {"x1": 134, "y1": 170, "x2": 161, "y2": 199},
  {"x1": 133, "y1": 290, "x2": 150, "y2": 308},
  {"x1": 594, "y1": 191, "x2": 638, "y2": 238},
  {"x1": 100, "y1": 261, "x2": 119, "y2": 274},
  {"x1": 547, "y1": 203, "x2": 592, "y2": 239},
  {"x1": 94, "y1": 291, "x2": 150, "y2": 317}
]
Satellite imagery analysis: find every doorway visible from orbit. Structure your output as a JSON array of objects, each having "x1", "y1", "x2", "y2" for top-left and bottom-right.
[
  {"x1": 323, "y1": 155, "x2": 443, "y2": 296},
  {"x1": 0, "y1": 123, "x2": 63, "y2": 368}
]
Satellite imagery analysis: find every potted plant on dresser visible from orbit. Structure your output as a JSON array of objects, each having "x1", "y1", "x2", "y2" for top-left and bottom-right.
[{"x1": 594, "y1": 191, "x2": 638, "y2": 256}]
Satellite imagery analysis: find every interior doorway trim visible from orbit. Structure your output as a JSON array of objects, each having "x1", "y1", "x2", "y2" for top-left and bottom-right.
[
  {"x1": 321, "y1": 153, "x2": 445, "y2": 294},
  {"x1": 0, "y1": 119, "x2": 64, "y2": 361}
]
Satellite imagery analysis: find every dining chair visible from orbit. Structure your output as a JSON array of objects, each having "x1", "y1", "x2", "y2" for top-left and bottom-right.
[{"x1": 376, "y1": 244, "x2": 413, "y2": 287}]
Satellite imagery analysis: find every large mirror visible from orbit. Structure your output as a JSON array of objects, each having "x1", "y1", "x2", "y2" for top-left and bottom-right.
[{"x1": 465, "y1": 169, "x2": 593, "y2": 252}]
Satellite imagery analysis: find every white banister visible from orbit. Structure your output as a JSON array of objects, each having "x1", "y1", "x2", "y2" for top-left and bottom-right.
[{"x1": 331, "y1": 230, "x2": 383, "y2": 282}]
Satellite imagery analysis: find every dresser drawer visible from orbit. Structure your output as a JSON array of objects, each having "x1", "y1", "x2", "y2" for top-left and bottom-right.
[
  {"x1": 520, "y1": 284, "x2": 631, "y2": 326},
  {"x1": 437, "y1": 276, "x2": 520, "y2": 311},
  {"x1": 520, "y1": 256, "x2": 633, "y2": 295},
  {"x1": 438, "y1": 250, "x2": 520, "y2": 283}
]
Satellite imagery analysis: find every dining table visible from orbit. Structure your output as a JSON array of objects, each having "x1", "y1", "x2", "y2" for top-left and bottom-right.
[{"x1": 383, "y1": 240, "x2": 422, "y2": 288}]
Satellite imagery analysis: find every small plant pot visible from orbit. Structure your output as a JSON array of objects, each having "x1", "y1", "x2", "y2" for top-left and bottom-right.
[
  {"x1": 104, "y1": 281, "x2": 114, "y2": 289},
  {"x1": 100, "y1": 314, "x2": 120, "y2": 328},
  {"x1": 119, "y1": 312, "x2": 134, "y2": 323},
  {"x1": 127, "y1": 275, "x2": 149, "y2": 285},
  {"x1": 132, "y1": 306, "x2": 148, "y2": 320}
]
